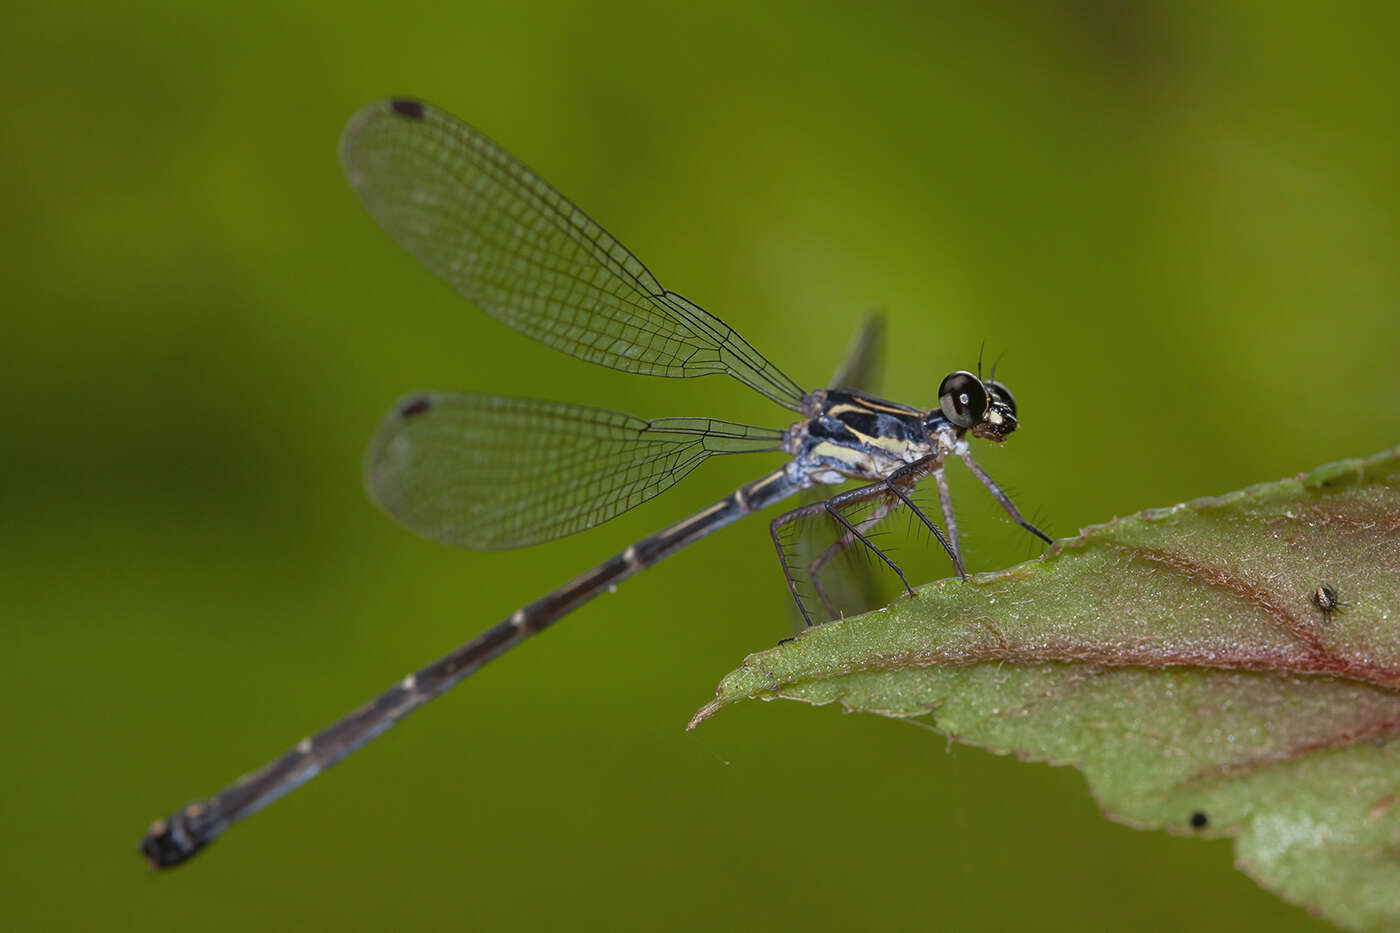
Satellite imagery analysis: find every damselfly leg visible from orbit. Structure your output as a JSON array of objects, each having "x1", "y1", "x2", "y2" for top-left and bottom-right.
[
  {"x1": 956, "y1": 446, "x2": 1053, "y2": 548},
  {"x1": 778, "y1": 431, "x2": 1051, "y2": 623}
]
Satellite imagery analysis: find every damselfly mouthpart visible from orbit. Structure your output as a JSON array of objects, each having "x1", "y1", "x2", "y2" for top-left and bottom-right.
[{"x1": 139, "y1": 97, "x2": 1050, "y2": 868}]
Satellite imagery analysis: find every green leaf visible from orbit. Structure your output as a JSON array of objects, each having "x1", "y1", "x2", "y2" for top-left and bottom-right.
[{"x1": 691, "y1": 445, "x2": 1400, "y2": 930}]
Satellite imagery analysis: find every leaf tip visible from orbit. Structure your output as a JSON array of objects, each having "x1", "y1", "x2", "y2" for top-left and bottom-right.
[{"x1": 687, "y1": 699, "x2": 722, "y2": 730}]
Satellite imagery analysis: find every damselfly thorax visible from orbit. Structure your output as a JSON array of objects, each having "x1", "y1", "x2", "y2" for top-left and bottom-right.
[{"x1": 787, "y1": 390, "x2": 936, "y2": 484}]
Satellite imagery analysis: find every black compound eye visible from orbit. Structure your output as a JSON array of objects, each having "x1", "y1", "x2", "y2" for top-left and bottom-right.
[
  {"x1": 986, "y1": 380, "x2": 1017, "y2": 420},
  {"x1": 938, "y1": 371, "x2": 988, "y2": 428}
]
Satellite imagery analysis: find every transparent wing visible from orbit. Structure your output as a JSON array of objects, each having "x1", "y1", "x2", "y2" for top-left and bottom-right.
[
  {"x1": 365, "y1": 393, "x2": 785, "y2": 550},
  {"x1": 828, "y1": 311, "x2": 885, "y2": 394},
  {"x1": 341, "y1": 98, "x2": 806, "y2": 411}
]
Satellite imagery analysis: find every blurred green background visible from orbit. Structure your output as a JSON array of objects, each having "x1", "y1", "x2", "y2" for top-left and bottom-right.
[{"x1": 4, "y1": 1, "x2": 1397, "y2": 929}]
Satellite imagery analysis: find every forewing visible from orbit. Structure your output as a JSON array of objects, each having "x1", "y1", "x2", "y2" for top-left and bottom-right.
[{"x1": 341, "y1": 99, "x2": 805, "y2": 410}]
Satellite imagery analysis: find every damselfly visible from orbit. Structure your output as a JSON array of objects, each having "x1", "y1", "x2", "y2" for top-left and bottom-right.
[{"x1": 139, "y1": 98, "x2": 1050, "y2": 868}]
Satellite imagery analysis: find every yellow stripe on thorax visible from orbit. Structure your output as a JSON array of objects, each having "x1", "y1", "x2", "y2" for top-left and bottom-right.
[{"x1": 825, "y1": 401, "x2": 922, "y2": 457}]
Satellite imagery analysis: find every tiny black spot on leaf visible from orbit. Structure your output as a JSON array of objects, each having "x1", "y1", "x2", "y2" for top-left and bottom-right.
[
  {"x1": 399, "y1": 396, "x2": 432, "y2": 418},
  {"x1": 390, "y1": 99, "x2": 425, "y2": 119},
  {"x1": 1190, "y1": 810, "x2": 1208, "y2": 829}
]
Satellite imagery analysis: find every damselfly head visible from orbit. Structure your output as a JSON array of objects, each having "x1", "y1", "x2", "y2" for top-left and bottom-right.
[{"x1": 937, "y1": 371, "x2": 1019, "y2": 442}]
